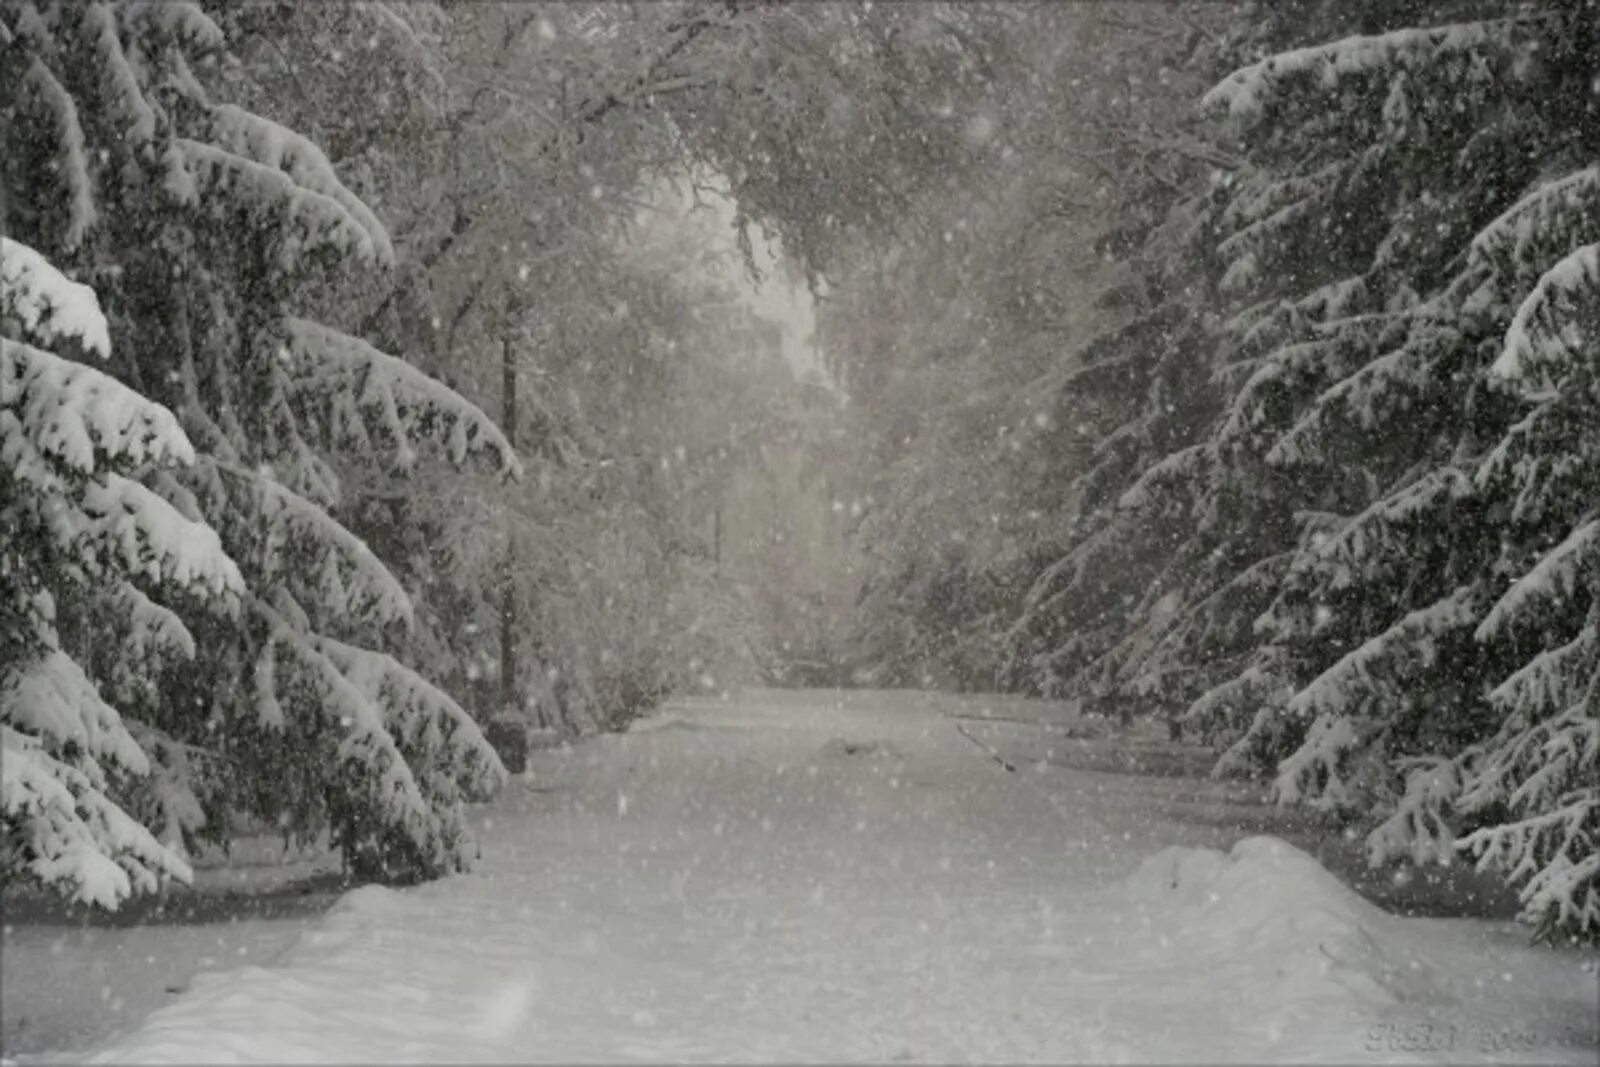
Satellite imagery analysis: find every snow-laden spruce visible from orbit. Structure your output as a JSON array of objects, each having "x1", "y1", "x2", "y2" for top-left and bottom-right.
[
  {"x1": 3, "y1": 0, "x2": 519, "y2": 899},
  {"x1": 1, "y1": 244, "x2": 232, "y2": 907},
  {"x1": 1195, "y1": 5, "x2": 1596, "y2": 942},
  {"x1": 1010, "y1": 0, "x2": 1598, "y2": 941}
]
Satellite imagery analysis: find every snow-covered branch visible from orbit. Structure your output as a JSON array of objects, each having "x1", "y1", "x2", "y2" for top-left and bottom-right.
[
  {"x1": 170, "y1": 139, "x2": 387, "y2": 269},
  {"x1": 16, "y1": 57, "x2": 97, "y2": 250},
  {"x1": 249, "y1": 596, "x2": 432, "y2": 832},
  {"x1": 197, "y1": 457, "x2": 413, "y2": 627},
  {"x1": 317, "y1": 636, "x2": 507, "y2": 802},
  {"x1": 1304, "y1": 467, "x2": 1472, "y2": 592},
  {"x1": 280, "y1": 318, "x2": 521, "y2": 477},
  {"x1": 2, "y1": 338, "x2": 193, "y2": 477},
  {"x1": 1117, "y1": 443, "x2": 1211, "y2": 512},
  {"x1": 0, "y1": 237, "x2": 111, "y2": 358},
  {"x1": 1202, "y1": 16, "x2": 1552, "y2": 126},
  {"x1": 199, "y1": 104, "x2": 394, "y2": 265},
  {"x1": 74, "y1": 472, "x2": 244, "y2": 600},
  {"x1": 1284, "y1": 586, "x2": 1479, "y2": 724},
  {"x1": 1, "y1": 724, "x2": 193, "y2": 909},
  {"x1": 1475, "y1": 517, "x2": 1598, "y2": 643},
  {"x1": 1493, "y1": 242, "x2": 1599, "y2": 397},
  {"x1": 82, "y1": 2, "x2": 157, "y2": 146},
  {"x1": 1469, "y1": 166, "x2": 1600, "y2": 280}
]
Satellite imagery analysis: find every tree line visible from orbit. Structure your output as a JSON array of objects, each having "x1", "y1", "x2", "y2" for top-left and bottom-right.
[
  {"x1": 4, "y1": 0, "x2": 1592, "y2": 946},
  {"x1": 827, "y1": 0, "x2": 1596, "y2": 944},
  {"x1": 1, "y1": 1, "x2": 1010, "y2": 903}
]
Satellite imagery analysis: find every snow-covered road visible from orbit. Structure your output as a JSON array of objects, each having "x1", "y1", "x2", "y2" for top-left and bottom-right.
[{"x1": 46, "y1": 690, "x2": 1599, "y2": 1063}]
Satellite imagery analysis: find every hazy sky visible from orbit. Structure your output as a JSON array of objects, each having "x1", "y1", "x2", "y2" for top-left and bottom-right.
[
  {"x1": 641, "y1": 172, "x2": 828, "y2": 387},
  {"x1": 717, "y1": 211, "x2": 823, "y2": 386}
]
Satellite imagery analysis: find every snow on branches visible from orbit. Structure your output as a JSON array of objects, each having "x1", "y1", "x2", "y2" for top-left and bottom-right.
[
  {"x1": 1187, "y1": 658, "x2": 1289, "y2": 752},
  {"x1": 251, "y1": 597, "x2": 433, "y2": 830},
  {"x1": 318, "y1": 636, "x2": 507, "y2": 806},
  {"x1": 1118, "y1": 443, "x2": 1211, "y2": 513},
  {"x1": 1474, "y1": 388, "x2": 1593, "y2": 528},
  {"x1": 13, "y1": 57, "x2": 97, "y2": 250},
  {"x1": 1365, "y1": 757, "x2": 1462, "y2": 867},
  {"x1": 1476, "y1": 519, "x2": 1598, "y2": 644},
  {"x1": 1215, "y1": 316, "x2": 1395, "y2": 453},
  {"x1": 2, "y1": 338, "x2": 192, "y2": 480},
  {"x1": 0, "y1": 237, "x2": 111, "y2": 358},
  {"x1": 191, "y1": 457, "x2": 412, "y2": 628},
  {"x1": 4, "y1": 2, "x2": 521, "y2": 902},
  {"x1": 2, "y1": 245, "x2": 215, "y2": 908},
  {"x1": 171, "y1": 140, "x2": 389, "y2": 270},
  {"x1": 1264, "y1": 324, "x2": 1459, "y2": 472},
  {"x1": 2, "y1": 336, "x2": 240, "y2": 611},
  {"x1": 1469, "y1": 166, "x2": 1600, "y2": 290},
  {"x1": 1494, "y1": 242, "x2": 1599, "y2": 396},
  {"x1": 245, "y1": 599, "x2": 505, "y2": 878},
  {"x1": 280, "y1": 318, "x2": 521, "y2": 477},
  {"x1": 1277, "y1": 587, "x2": 1479, "y2": 754},
  {"x1": 1301, "y1": 467, "x2": 1473, "y2": 594},
  {"x1": 1141, "y1": 552, "x2": 1291, "y2": 700},
  {"x1": 119, "y1": 0, "x2": 225, "y2": 53},
  {"x1": 1168, "y1": 2, "x2": 1600, "y2": 942},
  {"x1": 4, "y1": 649, "x2": 151, "y2": 780},
  {"x1": 1457, "y1": 611, "x2": 1598, "y2": 940},
  {"x1": 82, "y1": 2, "x2": 157, "y2": 146},
  {"x1": 2, "y1": 723, "x2": 193, "y2": 909},
  {"x1": 1201, "y1": 16, "x2": 1552, "y2": 127},
  {"x1": 74, "y1": 472, "x2": 242, "y2": 597},
  {"x1": 192, "y1": 104, "x2": 394, "y2": 265}
]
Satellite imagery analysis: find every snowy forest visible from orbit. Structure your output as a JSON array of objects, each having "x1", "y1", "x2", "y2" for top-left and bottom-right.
[{"x1": 2, "y1": 0, "x2": 1597, "y2": 1060}]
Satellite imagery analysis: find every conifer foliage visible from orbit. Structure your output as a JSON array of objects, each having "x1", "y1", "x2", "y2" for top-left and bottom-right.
[
  {"x1": 1008, "y1": 0, "x2": 1598, "y2": 941},
  {"x1": 2, "y1": 235, "x2": 236, "y2": 907},
  {"x1": 2, "y1": 0, "x2": 516, "y2": 902}
]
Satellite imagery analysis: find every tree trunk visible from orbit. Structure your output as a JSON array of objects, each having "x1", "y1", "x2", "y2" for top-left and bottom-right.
[
  {"x1": 499, "y1": 286, "x2": 519, "y2": 719},
  {"x1": 713, "y1": 493, "x2": 722, "y2": 576}
]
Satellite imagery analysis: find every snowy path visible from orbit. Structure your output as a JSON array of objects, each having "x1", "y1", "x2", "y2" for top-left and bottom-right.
[{"x1": 44, "y1": 690, "x2": 1599, "y2": 1064}]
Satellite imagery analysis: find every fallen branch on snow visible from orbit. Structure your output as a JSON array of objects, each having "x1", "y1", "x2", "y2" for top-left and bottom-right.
[{"x1": 955, "y1": 723, "x2": 1018, "y2": 773}]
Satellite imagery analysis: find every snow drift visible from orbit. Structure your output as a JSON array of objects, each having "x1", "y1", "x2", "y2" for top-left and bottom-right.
[{"x1": 1123, "y1": 835, "x2": 1428, "y2": 1006}]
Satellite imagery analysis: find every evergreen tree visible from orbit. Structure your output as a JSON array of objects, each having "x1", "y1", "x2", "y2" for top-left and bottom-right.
[
  {"x1": 2, "y1": 0, "x2": 516, "y2": 897},
  {"x1": 1017, "y1": 0, "x2": 1597, "y2": 941},
  {"x1": 1197, "y1": 0, "x2": 1597, "y2": 943},
  {"x1": 818, "y1": 4, "x2": 1230, "y2": 693},
  {"x1": 2, "y1": 236, "x2": 238, "y2": 906},
  {"x1": 999, "y1": 9, "x2": 1237, "y2": 718}
]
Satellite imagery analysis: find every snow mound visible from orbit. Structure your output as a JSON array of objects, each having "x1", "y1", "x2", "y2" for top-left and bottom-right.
[
  {"x1": 325, "y1": 883, "x2": 407, "y2": 921},
  {"x1": 1125, "y1": 835, "x2": 1425, "y2": 1005}
]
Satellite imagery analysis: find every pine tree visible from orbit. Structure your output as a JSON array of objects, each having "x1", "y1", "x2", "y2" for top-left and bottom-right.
[
  {"x1": 3, "y1": 0, "x2": 517, "y2": 896},
  {"x1": 1200, "y1": 1, "x2": 1597, "y2": 943},
  {"x1": 802, "y1": 5, "x2": 1232, "y2": 696},
  {"x1": 1000, "y1": 153, "x2": 1234, "y2": 716},
  {"x1": 2, "y1": 236, "x2": 239, "y2": 906},
  {"x1": 1454, "y1": 166, "x2": 1599, "y2": 941},
  {"x1": 1028, "y1": 0, "x2": 1597, "y2": 941}
]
